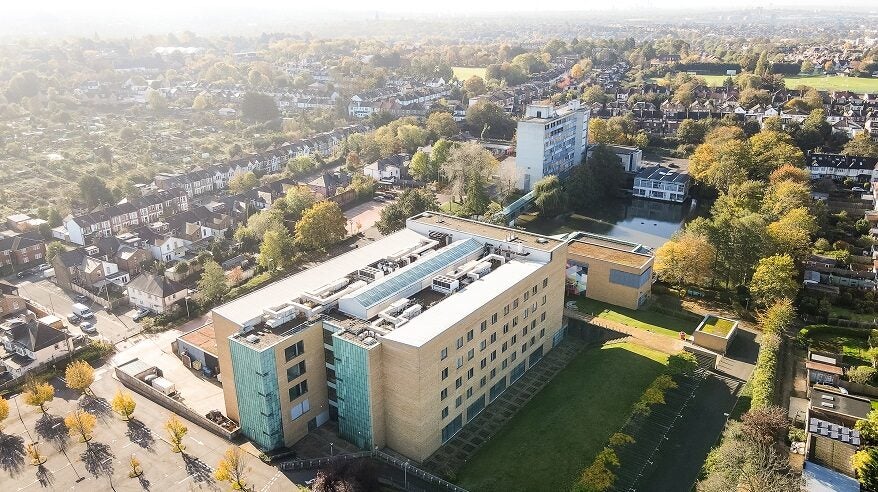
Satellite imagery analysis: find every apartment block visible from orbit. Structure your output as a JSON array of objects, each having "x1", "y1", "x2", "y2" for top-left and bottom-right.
[
  {"x1": 211, "y1": 212, "x2": 568, "y2": 460},
  {"x1": 514, "y1": 100, "x2": 590, "y2": 191}
]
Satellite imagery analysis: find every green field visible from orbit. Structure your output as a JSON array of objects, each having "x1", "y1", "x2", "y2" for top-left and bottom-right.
[
  {"x1": 576, "y1": 297, "x2": 701, "y2": 337},
  {"x1": 457, "y1": 342, "x2": 669, "y2": 492},
  {"x1": 452, "y1": 66, "x2": 487, "y2": 81},
  {"x1": 653, "y1": 73, "x2": 878, "y2": 93}
]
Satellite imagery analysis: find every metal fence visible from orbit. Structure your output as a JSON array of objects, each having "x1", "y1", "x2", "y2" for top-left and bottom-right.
[{"x1": 277, "y1": 449, "x2": 468, "y2": 492}]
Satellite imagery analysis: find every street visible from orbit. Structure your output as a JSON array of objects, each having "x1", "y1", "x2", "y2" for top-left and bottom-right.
[
  {"x1": 11, "y1": 277, "x2": 143, "y2": 345},
  {"x1": 0, "y1": 361, "x2": 303, "y2": 491}
]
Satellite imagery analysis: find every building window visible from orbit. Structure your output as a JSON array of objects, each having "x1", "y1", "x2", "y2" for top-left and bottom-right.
[
  {"x1": 456, "y1": 377, "x2": 462, "y2": 389},
  {"x1": 541, "y1": 312, "x2": 546, "y2": 322},
  {"x1": 286, "y1": 361, "x2": 306, "y2": 382},
  {"x1": 540, "y1": 328, "x2": 545, "y2": 338},
  {"x1": 504, "y1": 305, "x2": 510, "y2": 316},
  {"x1": 480, "y1": 376, "x2": 487, "y2": 388},
  {"x1": 513, "y1": 299, "x2": 519, "y2": 309},
  {"x1": 532, "y1": 285, "x2": 538, "y2": 295},
  {"x1": 480, "y1": 340, "x2": 487, "y2": 351},
  {"x1": 456, "y1": 395, "x2": 463, "y2": 408},
  {"x1": 441, "y1": 407, "x2": 449, "y2": 419},
  {"x1": 542, "y1": 295, "x2": 546, "y2": 306},
  {"x1": 456, "y1": 337, "x2": 464, "y2": 349},
  {"x1": 524, "y1": 291, "x2": 529, "y2": 301},
  {"x1": 491, "y1": 313, "x2": 498, "y2": 324},
  {"x1": 512, "y1": 317, "x2": 518, "y2": 327},
  {"x1": 480, "y1": 358, "x2": 487, "y2": 369},
  {"x1": 467, "y1": 368, "x2": 474, "y2": 379},
  {"x1": 502, "y1": 359, "x2": 508, "y2": 369},
  {"x1": 468, "y1": 348, "x2": 474, "y2": 361},
  {"x1": 456, "y1": 356, "x2": 464, "y2": 369},
  {"x1": 466, "y1": 330, "x2": 474, "y2": 342},
  {"x1": 503, "y1": 323, "x2": 509, "y2": 334},
  {"x1": 502, "y1": 341, "x2": 508, "y2": 353},
  {"x1": 284, "y1": 341, "x2": 304, "y2": 362},
  {"x1": 490, "y1": 333, "x2": 497, "y2": 343},
  {"x1": 480, "y1": 320, "x2": 487, "y2": 332},
  {"x1": 490, "y1": 368, "x2": 496, "y2": 379},
  {"x1": 511, "y1": 335, "x2": 517, "y2": 344},
  {"x1": 441, "y1": 388, "x2": 448, "y2": 400},
  {"x1": 466, "y1": 387, "x2": 473, "y2": 398},
  {"x1": 440, "y1": 347, "x2": 448, "y2": 360},
  {"x1": 491, "y1": 350, "x2": 497, "y2": 361},
  {"x1": 289, "y1": 380, "x2": 308, "y2": 400},
  {"x1": 441, "y1": 367, "x2": 449, "y2": 380},
  {"x1": 290, "y1": 399, "x2": 310, "y2": 420}
]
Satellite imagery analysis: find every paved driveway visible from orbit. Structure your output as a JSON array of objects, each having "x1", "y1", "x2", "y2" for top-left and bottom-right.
[{"x1": 344, "y1": 200, "x2": 389, "y2": 235}]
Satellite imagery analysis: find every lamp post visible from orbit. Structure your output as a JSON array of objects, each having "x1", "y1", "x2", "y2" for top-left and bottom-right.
[{"x1": 404, "y1": 459, "x2": 409, "y2": 490}]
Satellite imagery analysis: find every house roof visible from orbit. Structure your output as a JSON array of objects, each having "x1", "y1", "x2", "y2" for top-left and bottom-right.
[
  {"x1": 56, "y1": 248, "x2": 88, "y2": 268},
  {"x1": 127, "y1": 273, "x2": 187, "y2": 298},
  {"x1": 2, "y1": 319, "x2": 70, "y2": 353},
  {"x1": 636, "y1": 165, "x2": 690, "y2": 184}
]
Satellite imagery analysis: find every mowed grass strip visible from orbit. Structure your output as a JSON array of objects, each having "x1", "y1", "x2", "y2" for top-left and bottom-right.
[
  {"x1": 652, "y1": 73, "x2": 878, "y2": 93},
  {"x1": 452, "y1": 66, "x2": 488, "y2": 81},
  {"x1": 457, "y1": 342, "x2": 669, "y2": 492},
  {"x1": 576, "y1": 297, "x2": 701, "y2": 337}
]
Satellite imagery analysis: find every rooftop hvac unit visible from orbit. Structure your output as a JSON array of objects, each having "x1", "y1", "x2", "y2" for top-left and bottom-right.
[
  {"x1": 401, "y1": 304, "x2": 422, "y2": 319},
  {"x1": 820, "y1": 402, "x2": 835, "y2": 408},
  {"x1": 245, "y1": 334, "x2": 260, "y2": 344}
]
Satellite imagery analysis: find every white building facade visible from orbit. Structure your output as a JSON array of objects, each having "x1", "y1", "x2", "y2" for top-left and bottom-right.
[{"x1": 514, "y1": 100, "x2": 589, "y2": 191}]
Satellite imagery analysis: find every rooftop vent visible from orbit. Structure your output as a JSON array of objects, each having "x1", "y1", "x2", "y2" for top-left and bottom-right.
[
  {"x1": 245, "y1": 334, "x2": 260, "y2": 344},
  {"x1": 536, "y1": 238, "x2": 548, "y2": 244},
  {"x1": 820, "y1": 402, "x2": 835, "y2": 409}
]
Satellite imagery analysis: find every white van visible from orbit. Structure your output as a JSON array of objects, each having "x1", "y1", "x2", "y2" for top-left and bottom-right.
[{"x1": 71, "y1": 303, "x2": 95, "y2": 319}]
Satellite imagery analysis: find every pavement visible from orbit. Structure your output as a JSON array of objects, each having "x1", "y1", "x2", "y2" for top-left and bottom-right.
[
  {"x1": 343, "y1": 199, "x2": 388, "y2": 236},
  {"x1": 0, "y1": 356, "x2": 303, "y2": 491},
  {"x1": 11, "y1": 277, "x2": 142, "y2": 345}
]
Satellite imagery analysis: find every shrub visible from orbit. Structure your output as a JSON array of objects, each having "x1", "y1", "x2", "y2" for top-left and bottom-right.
[
  {"x1": 750, "y1": 332, "x2": 781, "y2": 409},
  {"x1": 667, "y1": 352, "x2": 699, "y2": 375},
  {"x1": 849, "y1": 366, "x2": 878, "y2": 385}
]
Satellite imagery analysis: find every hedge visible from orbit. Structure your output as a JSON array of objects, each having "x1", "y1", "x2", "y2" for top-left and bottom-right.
[
  {"x1": 750, "y1": 332, "x2": 781, "y2": 409},
  {"x1": 799, "y1": 324, "x2": 877, "y2": 340}
]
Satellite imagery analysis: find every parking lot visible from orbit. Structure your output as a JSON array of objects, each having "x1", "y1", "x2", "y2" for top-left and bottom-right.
[
  {"x1": 0, "y1": 358, "x2": 301, "y2": 491},
  {"x1": 344, "y1": 197, "x2": 390, "y2": 235}
]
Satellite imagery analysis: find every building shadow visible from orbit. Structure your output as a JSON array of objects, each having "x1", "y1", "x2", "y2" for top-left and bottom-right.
[
  {"x1": 80, "y1": 441, "x2": 114, "y2": 478},
  {"x1": 0, "y1": 433, "x2": 26, "y2": 475},
  {"x1": 34, "y1": 414, "x2": 69, "y2": 450},
  {"x1": 125, "y1": 419, "x2": 156, "y2": 451},
  {"x1": 182, "y1": 453, "x2": 213, "y2": 484},
  {"x1": 725, "y1": 329, "x2": 760, "y2": 365}
]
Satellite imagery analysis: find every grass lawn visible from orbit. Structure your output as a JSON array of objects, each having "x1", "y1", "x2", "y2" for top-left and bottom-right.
[
  {"x1": 452, "y1": 66, "x2": 487, "y2": 81},
  {"x1": 457, "y1": 342, "x2": 669, "y2": 492},
  {"x1": 575, "y1": 296, "x2": 701, "y2": 337},
  {"x1": 651, "y1": 73, "x2": 878, "y2": 93},
  {"x1": 807, "y1": 334, "x2": 871, "y2": 366},
  {"x1": 700, "y1": 316, "x2": 735, "y2": 337},
  {"x1": 440, "y1": 201, "x2": 465, "y2": 215},
  {"x1": 829, "y1": 306, "x2": 878, "y2": 324}
]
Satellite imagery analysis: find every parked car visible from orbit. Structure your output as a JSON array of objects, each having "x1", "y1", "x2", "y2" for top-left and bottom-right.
[
  {"x1": 72, "y1": 303, "x2": 95, "y2": 319},
  {"x1": 132, "y1": 308, "x2": 151, "y2": 322},
  {"x1": 79, "y1": 321, "x2": 97, "y2": 334},
  {"x1": 372, "y1": 195, "x2": 384, "y2": 202},
  {"x1": 74, "y1": 294, "x2": 89, "y2": 303},
  {"x1": 67, "y1": 313, "x2": 81, "y2": 325},
  {"x1": 37, "y1": 264, "x2": 51, "y2": 271}
]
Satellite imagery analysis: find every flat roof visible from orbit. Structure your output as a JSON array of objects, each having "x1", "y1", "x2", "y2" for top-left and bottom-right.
[
  {"x1": 409, "y1": 212, "x2": 563, "y2": 253},
  {"x1": 809, "y1": 388, "x2": 871, "y2": 420},
  {"x1": 636, "y1": 165, "x2": 689, "y2": 184},
  {"x1": 212, "y1": 228, "x2": 426, "y2": 326},
  {"x1": 178, "y1": 323, "x2": 218, "y2": 357},
  {"x1": 568, "y1": 239, "x2": 653, "y2": 269},
  {"x1": 803, "y1": 461, "x2": 860, "y2": 492},
  {"x1": 381, "y1": 259, "x2": 543, "y2": 347}
]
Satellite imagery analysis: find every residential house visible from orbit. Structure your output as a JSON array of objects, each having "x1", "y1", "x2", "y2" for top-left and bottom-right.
[
  {"x1": 0, "y1": 282, "x2": 26, "y2": 319},
  {"x1": 52, "y1": 246, "x2": 130, "y2": 291},
  {"x1": 633, "y1": 166, "x2": 691, "y2": 203},
  {"x1": 0, "y1": 316, "x2": 72, "y2": 380},
  {"x1": 809, "y1": 152, "x2": 878, "y2": 182},
  {"x1": 362, "y1": 154, "x2": 411, "y2": 182},
  {"x1": 306, "y1": 172, "x2": 352, "y2": 199},
  {"x1": 0, "y1": 232, "x2": 46, "y2": 269},
  {"x1": 126, "y1": 273, "x2": 188, "y2": 314},
  {"x1": 135, "y1": 225, "x2": 193, "y2": 262}
]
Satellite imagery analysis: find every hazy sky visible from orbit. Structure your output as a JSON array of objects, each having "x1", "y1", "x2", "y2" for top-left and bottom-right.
[{"x1": 5, "y1": 0, "x2": 877, "y2": 14}]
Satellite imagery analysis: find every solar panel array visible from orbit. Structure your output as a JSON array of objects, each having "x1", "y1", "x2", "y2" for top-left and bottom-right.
[
  {"x1": 352, "y1": 238, "x2": 482, "y2": 309},
  {"x1": 809, "y1": 418, "x2": 861, "y2": 446}
]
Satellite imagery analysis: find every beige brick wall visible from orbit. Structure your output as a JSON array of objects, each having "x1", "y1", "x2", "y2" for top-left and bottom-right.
[
  {"x1": 380, "y1": 248, "x2": 568, "y2": 461},
  {"x1": 570, "y1": 253, "x2": 652, "y2": 310}
]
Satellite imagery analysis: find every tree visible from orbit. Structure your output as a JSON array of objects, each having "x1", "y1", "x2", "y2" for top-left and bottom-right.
[
  {"x1": 26, "y1": 442, "x2": 46, "y2": 466},
  {"x1": 431, "y1": 138, "x2": 452, "y2": 167},
  {"x1": 667, "y1": 352, "x2": 698, "y2": 375},
  {"x1": 741, "y1": 406, "x2": 788, "y2": 444},
  {"x1": 294, "y1": 201, "x2": 347, "y2": 251},
  {"x1": 856, "y1": 410, "x2": 878, "y2": 446},
  {"x1": 65, "y1": 410, "x2": 96, "y2": 443},
  {"x1": 532, "y1": 176, "x2": 565, "y2": 217},
  {"x1": 145, "y1": 88, "x2": 167, "y2": 111},
  {"x1": 287, "y1": 155, "x2": 317, "y2": 176},
  {"x1": 376, "y1": 189, "x2": 439, "y2": 234},
  {"x1": 0, "y1": 395, "x2": 8, "y2": 431},
  {"x1": 842, "y1": 132, "x2": 878, "y2": 158},
  {"x1": 192, "y1": 92, "x2": 212, "y2": 110},
  {"x1": 78, "y1": 176, "x2": 114, "y2": 207},
  {"x1": 849, "y1": 366, "x2": 877, "y2": 385},
  {"x1": 677, "y1": 119, "x2": 707, "y2": 146},
  {"x1": 463, "y1": 75, "x2": 487, "y2": 97},
  {"x1": 749, "y1": 254, "x2": 798, "y2": 306},
  {"x1": 259, "y1": 228, "x2": 295, "y2": 271},
  {"x1": 128, "y1": 455, "x2": 143, "y2": 478},
  {"x1": 853, "y1": 447, "x2": 878, "y2": 490},
  {"x1": 566, "y1": 144, "x2": 626, "y2": 211},
  {"x1": 45, "y1": 241, "x2": 65, "y2": 262},
  {"x1": 396, "y1": 124, "x2": 428, "y2": 154},
  {"x1": 409, "y1": 151, "x2": 437, "y2": 183},
  {"x1": 165, "y1": 415, "x2": 188, "y2": 453},
  {"x1": 241, "y1": 92, "x2": 279, "y2": 121},
  {"x1": 575, "y1": 447, "x2": 619, "y2": 492},
  {"x1": 762, "y1": 180, "x2": 811, "y2": 219},
  {"x1": 215, "y1": 446, "x2": 250, "y2": 491},
  {"x1": 198, "y1": 260, "x2": 229, "y2": 304},
  {"x1": 23, "y1": 380, "x2": 54, "y2": 413},
  {"x1": 112, "y1": 390, "x2": 137, "y2": 421},
  {"x1": 426, "y1": 112, "x2": 458, "y2": 139},
  {"x1": 654, "y1": 231, "x2": 715, "y2": 287},
  {"x1": 229, "y1": 172, "x2": 258, "y2": 195},
  {"x1": 462, "y1": 172, "x2": 491, "y2": 216},
  {"x1": 581, "y1": 85, "x2": 607, "y2": 104},
  {"x1": 65, "y1": 360, "x2": 95, "y2": 396},
  {"x1": 570, "y1": 63, "x2": 585, "y2": 79},
  {"x1": 748, "y1": 131, "x2": 804, "y2": 178},
  {"x1": 689, "y1": 139, "x2": 750, "y2": 192},
  {"x1": 465, "y1": 101, "x2": 515, "y2": 140},
  {"x1": 441, "y1": 142, "x2": 498, "y2": 202},
  {"x1": 769, "y1": 164, "x2": 809, "y2": 184}
]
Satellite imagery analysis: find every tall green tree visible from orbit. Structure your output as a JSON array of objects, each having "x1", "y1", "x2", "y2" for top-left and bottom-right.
[
  {"x1": 532, "y1": 175, "x2": 565, "y2": 217},
  {"x1": 409, "y1": 151, "x2": 437, "y2": 183},
  {"x1": 259, "y1": 228, "x2": 295, "y2": 271},
  {"x1": 197, "y1": 260, "x2": 229, "y2": 305},
  {"x1": 376, "y1": 189, "x2": 439, "y2": 234},
  {"x1": 294, "y1": 201, "x2": 347, "y2": 251},
  {"x1": 750, "y1": 254, "x2": 798, "y2": 306},
  {"x1": 78, "y1": 176, "x2": 114, "y2": 207},
  {"x1": 566, "y1": 145, "x2": 625, "y2": 211}
]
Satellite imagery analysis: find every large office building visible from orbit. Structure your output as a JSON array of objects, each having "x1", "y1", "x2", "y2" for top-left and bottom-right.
[
  {"x1": 513, "y1": 100, "x2": 590, "y2": 191},
  {"x1": 212, "y1": 212, "x2": 568, "y2": 460}
]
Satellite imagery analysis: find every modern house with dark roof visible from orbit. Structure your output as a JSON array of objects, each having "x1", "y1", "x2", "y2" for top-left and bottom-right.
[
  {"x1": 1, "y1": 317, "x2": 72, "y2": 380},
  {"x1": 808, "y1": 152, "x2": 878, "y2": 182},
  {"x1": 126, "y1": 273, "x2": 189, "y2": 314},
  {"x1": 633, "y1": 166, "x2": 690, "y2": 203}
]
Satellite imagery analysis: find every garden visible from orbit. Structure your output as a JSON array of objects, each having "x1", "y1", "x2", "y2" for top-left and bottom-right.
[
  {"x1": 456, "y1": 342, "x2": 669, "y2": 492},
  {"x1": 574, "y1": 296, "x2": 702, "y2": 338}
]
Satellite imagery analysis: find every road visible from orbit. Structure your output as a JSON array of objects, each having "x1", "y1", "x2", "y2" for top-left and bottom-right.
[
  {"x1": 11, "y1": 276, "x2": 143, "y2": 345},
  {"x1": 0, "y1": 365, "x2": 303, "y2": 491}
]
